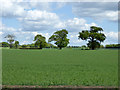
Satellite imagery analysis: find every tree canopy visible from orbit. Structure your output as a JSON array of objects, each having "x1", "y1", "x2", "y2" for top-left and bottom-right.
[
  {"x1": 14, "y1": 41, "x2": 19, "y2": 48},
  {"x1": 0, "y1": 42, "x2": 9, "y2": 47},
  {"x1": 48, "y1": 29, "x2": 69, "y2": 49},
  {"x1": 34, "y1": 34, "x2": 47, "y2": 49},
  {"x1": 78, "y1": 26, "x2": 106, "y2": 50},
  {"x1": 5, "y1": 34, "x2": 15, "y2": 48}
]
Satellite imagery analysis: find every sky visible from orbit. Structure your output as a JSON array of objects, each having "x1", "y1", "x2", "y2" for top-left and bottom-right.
[{"x1": 0, "y1": 0, "x2": 119, "y2": 46}]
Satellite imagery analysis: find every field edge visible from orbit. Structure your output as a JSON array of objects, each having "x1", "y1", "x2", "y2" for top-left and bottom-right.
[{"x1": 2, "y1": 85, "x2": 119, "y2": 89}]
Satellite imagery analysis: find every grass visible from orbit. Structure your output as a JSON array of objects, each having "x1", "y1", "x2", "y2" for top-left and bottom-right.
[{"x1": 2, "y1": 48, "x2": 118, "y2": 86}]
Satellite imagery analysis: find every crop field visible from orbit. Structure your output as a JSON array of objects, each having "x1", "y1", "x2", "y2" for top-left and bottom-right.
[{"x1": 2, "y1": 48, "x2": 118, "y2": 86}]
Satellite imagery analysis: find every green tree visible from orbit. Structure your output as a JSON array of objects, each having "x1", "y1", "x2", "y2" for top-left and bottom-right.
[
  {"x1": 34, "y1": 34, "x2": 47, "y2": 49},
  {"x1": 78, "y1": 26, "x2": 106, "y2": 50},
  {"x1": 48, "y1": 29, "x2": 69, "y2": 49},
  {"x1": 0, "y1": 42, "x2": 8, "y2": 47},
  {"x1": 0, "y1": 42, "x2": 9, "y2": 47},
  {"x1": 5, "y1": 34, "x2": 15, "y2": 48},
  {"x1": 14, "y1": 41, "x2": 19, "y2": 48}
]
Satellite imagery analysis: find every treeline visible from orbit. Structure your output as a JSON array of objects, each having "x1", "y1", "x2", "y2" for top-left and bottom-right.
[
  {"x1": 0, "y1": 42, "x2": 57, "y2": 48},
  {"x1": 105, "y1": 44, "x2": 120, "y2": 48},
  {"x1": 1, "y1": 41, "x2": 120, "y2": 49},
  {"x1": 1, "y1": 26, "x2": 119, "y2": 50}
]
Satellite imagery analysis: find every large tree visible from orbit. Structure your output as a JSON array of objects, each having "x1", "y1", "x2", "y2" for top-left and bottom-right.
[
  {"x1": 5, "y1": 34, "x2": 15, "y2": 48},
  {"x1": 78, "y1": 26, "x2": 106, "y2": 50},
  {"x1": 34, "y1": 34, "x2": 47, "y2": 49},
  {"x1": 14, "y1": 41, "x2": 19, "y2": 49},
  {"x1": 48, "y1": 29, "x2": 69, "y2": 49}
]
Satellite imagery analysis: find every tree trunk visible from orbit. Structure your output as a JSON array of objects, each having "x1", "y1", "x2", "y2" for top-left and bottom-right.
[
  {"x1": 16, "y1": 45, "x2": 17, "y2": 49},
  {"x1": 91, "y1": 37, "x2": 95, "y2": 50},
  {"x1": 91, "y1": 47, "x2": 95, "y2": 50},
  {"x1": 59, "y1": 47, "x2": 62, "y2": 50},
  {"x1": 39, "y1": 45, "x2": 42, "y2": 49},
  {"x1": 10, "y1": 44, "x2": 12, "y2": 49},
  {"x1": 40, "y1": 47, "x2": 42, "y2": 49}
]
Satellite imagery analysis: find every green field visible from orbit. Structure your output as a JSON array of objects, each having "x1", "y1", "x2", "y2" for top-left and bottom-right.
[{"x1": 2, "y1": 48, "x2": 118, "y2": 86}]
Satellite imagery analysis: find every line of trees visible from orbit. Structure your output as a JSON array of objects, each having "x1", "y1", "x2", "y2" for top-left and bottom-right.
[{"x1": 1, "y1": 26, "x2": 108, "y2": 50}]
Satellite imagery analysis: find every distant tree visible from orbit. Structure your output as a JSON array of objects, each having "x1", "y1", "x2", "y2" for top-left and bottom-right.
[
  {"x1": 14, "y1": 41, "x2": 19, "y2": 48},
  {"x1": 81, "y1": 45, "x2": 86, "y2": 48},
  {"x1": 5, "y1": 34, "x2": 15, "y2": 48},
  {"x1": 48, "y1": 29, "x2": 69, "y2": 49},
  {"x1": 21, "y1": 45, "x2": 27, "y2": 48},
  {"x1": 27, "y1": 43, "x2": 35, "y2": 48},
  {"x1": 78, "y1": 26, "x2": 106, "y2": 50},
  {"x1": 34, "y1": 34, "x2": 47, "y2": 49},
  {"x1": 105, "y1": 44, "x2": 120, "y2": 48},
  {"x1": 0, "y1": 42, "x2": 9, "y2": 47}
]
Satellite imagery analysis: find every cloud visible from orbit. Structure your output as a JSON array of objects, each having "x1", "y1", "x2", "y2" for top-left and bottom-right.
[
  {"x1": 68, "y1": 32, "x2": 85, "y2": 46},
  {"x1": 65, "y1": 18, "x2": 97, "y2": 32},
  {"x1": 1, "y1": 0, "x2": 119, "y2": 19},
  {"x1": 103, "y1": 32, "x2": 118, "y2": 44},
  {"x1": 0, "y1": 0, "x2": 51, "y2": 18},
  {"x1": 0, "y1": 0, "x2": 26, "y2": 17},
  {"x1": 19, "y1": 12, "x2": 97, "y2": 33},
  {"x1": 72, "y1": 2, "x2": 118, "y2": 22},
  {"x1": 0, "y1": 1, "x2": 118, "y2": 45},
  {"x1": 18, "y1": 10, "x2": 60, "y2": 32}
]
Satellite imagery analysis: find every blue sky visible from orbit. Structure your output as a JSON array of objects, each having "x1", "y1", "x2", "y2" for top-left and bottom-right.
[{"x1": 0, "y1": 1, "x2": 119, "y2": 46}]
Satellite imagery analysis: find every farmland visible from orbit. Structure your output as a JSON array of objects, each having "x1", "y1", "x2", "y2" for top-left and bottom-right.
[{"x1": 2, "y1": 48, "x2": 118, "y2": 86}]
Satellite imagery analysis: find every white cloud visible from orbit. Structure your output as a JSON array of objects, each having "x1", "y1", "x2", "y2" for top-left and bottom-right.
[
  {"x1": 0, "y1": 0, "x2": 52, "y2": 18},
  {"x1": 65, "y1": 18, "x2": 97, "y2": 32},
  {"x1": 105, "y1": 32, "x2": 118, "y2": 40},
  {"x1": 0, "y1": 1, "x2": 118, "y2": 46},
  {"x1": 19, "y1": 10, "x2": 60, "y2": 31},
  {"x1": 104, "y1": 32, "x2": 118, "y2": 44},
  {"x1": 0, "y1": 0, "x2": 26, "y2": 17},
  {"x1": 105, "y1": 11, "x2": 118, "y2": 21},
  {"x1": 72, "y1": 2, "x2": 118, "y2": 22},
  {"x1": 19, "y1": 12, "x2": 97, "y2": 33}
]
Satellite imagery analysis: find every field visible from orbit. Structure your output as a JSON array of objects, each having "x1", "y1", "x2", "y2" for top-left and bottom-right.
[{"x1": 2, "y1": 48, "x2": 118, "y2": 87}]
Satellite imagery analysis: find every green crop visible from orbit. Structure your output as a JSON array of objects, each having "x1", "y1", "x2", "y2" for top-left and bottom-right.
[{"x1": 2, "y1": 48, "x2": 118, "y2": 86}]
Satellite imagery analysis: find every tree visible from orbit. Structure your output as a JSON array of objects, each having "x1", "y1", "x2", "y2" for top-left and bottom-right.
[
  {"x1": 78, "y1": 26, "x2": 106, "y2": 50},
  {"x1": 48, "y1": 29, "x2": 69, "y2": 49},
  {"x1": 5, "y1": 34, "x2": 15, "y2": 48},
  {"x1": 14, "y1": 41, "x2": 19, "y2": 48},
  {"x1": 0, "y1": 42, "x2": 9, "y2": 47},
  {"x1": 34, "y1": 34, "x2": 47, "y2": 49}
]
